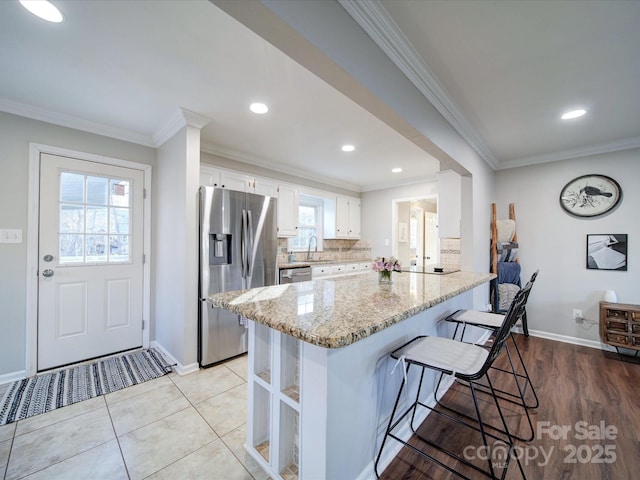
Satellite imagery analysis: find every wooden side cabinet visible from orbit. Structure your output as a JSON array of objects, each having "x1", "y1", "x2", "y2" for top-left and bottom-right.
[{"x1": 599, "y1": 301, "x2": 640, "y2": 350}]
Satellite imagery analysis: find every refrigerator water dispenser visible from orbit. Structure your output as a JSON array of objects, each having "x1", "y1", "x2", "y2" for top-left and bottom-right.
[{"x1": 209, "y1": 233, "x2": 231, "y2": 265}]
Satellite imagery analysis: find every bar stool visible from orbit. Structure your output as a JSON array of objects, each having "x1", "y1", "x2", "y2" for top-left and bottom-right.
[
  {"x1": 445, "y1": 270, "x2": 539, "y2": 411},
  {"x1": 374, "y1": 282, "x2": 531, "y2": 479}
]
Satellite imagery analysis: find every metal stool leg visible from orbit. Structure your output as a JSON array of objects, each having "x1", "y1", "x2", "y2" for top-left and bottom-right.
[{"x1": 520, "y1": 308, "x2": 529, "y2": 336}]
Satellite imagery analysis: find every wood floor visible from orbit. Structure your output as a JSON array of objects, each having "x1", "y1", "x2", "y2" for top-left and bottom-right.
[{"x1": 379, "y1": 334, "x2": 640, "y2": 480}]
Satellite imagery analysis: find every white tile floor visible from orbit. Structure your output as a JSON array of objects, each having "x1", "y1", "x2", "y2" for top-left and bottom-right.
[{"x1": 0, "y1": 355, "x2": 270, "y2": 480}]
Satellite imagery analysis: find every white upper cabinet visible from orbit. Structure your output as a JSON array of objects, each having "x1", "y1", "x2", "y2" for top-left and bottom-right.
[
  {"x1": 277, "y1": 183, "x2": 299, "y2": 237},
  {"x1": 347, "y1": 197, "x2": 361, "y2": 238},
  {"x1": 219, "y1": 170, "x2": 251, "y2": 192},
  {"x1": 200, "y1": 165, "x2": 247, "y2": 190},
  {"x1": 325, "y1": 195, "x2": 361, "y2": 239},
  {"x1": 438, "y1": 170, "x2": 461, "y2": 238},
  {"x1": 199, "y1": 166, "x2": 223, "y2": 187},
  {"x1": 200, "y1": 165, "x2": 277, "y2": 196},
  {"x1": 253, "y1": 178, "x2": 278, "y2": 197}
]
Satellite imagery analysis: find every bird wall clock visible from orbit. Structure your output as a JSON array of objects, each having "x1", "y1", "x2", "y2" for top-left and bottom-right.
[{"x1": 559, "y1": 174, "x2": 622, "y2": 218}]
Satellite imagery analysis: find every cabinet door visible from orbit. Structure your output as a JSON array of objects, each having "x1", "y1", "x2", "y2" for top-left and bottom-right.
[
  {"x1": 200, "y1": 165, "x2": 222, "y2": 187},
  {"x1": 348, "y1": 199, "x2": 361, "y2": 239},
  {"x1": 335, "y1": 196, "x2": 350, "y2": 239},
  {"x1": 254, "y1": 178, "x2": 278, "y2": 197},
  {"x1": 220, "y1": 171, "x2": 251, "y2": 192},
  {"x1": 278, "y1": 184, "x2": 299, "y2": 237}
]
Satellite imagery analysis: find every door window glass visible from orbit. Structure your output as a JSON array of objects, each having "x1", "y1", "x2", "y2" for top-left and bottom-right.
[{"x1": 58, "y1": 172, "x2": 132, "y2": 264}]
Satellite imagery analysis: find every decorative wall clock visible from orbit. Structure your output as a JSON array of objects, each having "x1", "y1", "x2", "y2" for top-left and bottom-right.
[{"x1": 559, "y1": 174, "x2": 622, "y2": 218}]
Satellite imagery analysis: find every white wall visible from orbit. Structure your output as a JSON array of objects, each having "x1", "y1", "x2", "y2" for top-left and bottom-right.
[
  {"x1": 154, "y1": 125, "x2": 200, "y2": 372},
  {"x1": 495, "y1": 148, "x2": 640, "y2": 345},
  {"x1": 0, "y1": 111, "x2": 155, "y2": 379}
]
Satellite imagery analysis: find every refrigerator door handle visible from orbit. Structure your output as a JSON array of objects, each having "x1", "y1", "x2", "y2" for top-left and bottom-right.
[
  {"x1": 241, "y1": 209, "x2": 248, "y2": 279},
  {"x1": 246, "y1": 209, "x2": 254, "y2": 279}
]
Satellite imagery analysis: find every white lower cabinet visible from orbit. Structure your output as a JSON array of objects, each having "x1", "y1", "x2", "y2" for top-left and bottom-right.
[
  {"x1": 248, "y1": 322, "x2": 301, "y2": 480},
  {"x1": 311, "y1": 265, "x2": 331, "y2": 278},
  {"x1": 329, "y1": 264, "x2": 346, "y2": 276},
  {"x1": 312, "y1": 262, "x2": 371, "y2": 279}
]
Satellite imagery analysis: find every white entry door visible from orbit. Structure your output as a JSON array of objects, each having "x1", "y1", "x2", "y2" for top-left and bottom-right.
[{"x1": 38, "y1": 153, "x2": 144, "y2": 371}]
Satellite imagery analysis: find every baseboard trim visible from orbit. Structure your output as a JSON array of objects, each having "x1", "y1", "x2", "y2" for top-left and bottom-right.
[
  {"x1": 175, "y1": 362, "x2": 200, "y2": 376},
  {"x1": 515, "y1": 328, "x2": 608, "y2": 351},
  {"x1": 0, "y1": 370, "x2": 27, "y2": 386},
  {"x1": 150, "y1": 341, "x2": 200, "y2": 376}
]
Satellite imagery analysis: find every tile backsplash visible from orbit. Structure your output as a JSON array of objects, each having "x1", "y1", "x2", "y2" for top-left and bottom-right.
[
  {"x1": 278, "y1": 237, "x2": 460, "y2": 269},
  {"x1": 440, "y1": 237, "x2": 461, "y2": 270},
  {"x1": 278, "y1": 239, "x2": 371, "y2": 264}
]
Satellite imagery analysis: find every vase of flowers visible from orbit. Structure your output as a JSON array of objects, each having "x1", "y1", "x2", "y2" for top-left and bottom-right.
[{"x1": 372, "y1": 256, "x2": 401, "y2": 283}]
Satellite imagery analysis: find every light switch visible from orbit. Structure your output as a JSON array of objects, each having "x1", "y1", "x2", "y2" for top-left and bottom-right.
[{"x1": 0, "y1": 229, "x2": 23, "y2": 243}]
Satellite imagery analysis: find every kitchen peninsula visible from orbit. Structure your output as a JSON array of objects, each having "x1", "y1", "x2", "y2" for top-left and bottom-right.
[{"x1": 210, "y1": 270, "x2": 494, "y2": 480}]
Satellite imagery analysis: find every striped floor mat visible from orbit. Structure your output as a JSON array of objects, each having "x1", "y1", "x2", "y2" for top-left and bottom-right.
[{"x1": 0, "y1": 348, "x2": 173, "y2": 425}]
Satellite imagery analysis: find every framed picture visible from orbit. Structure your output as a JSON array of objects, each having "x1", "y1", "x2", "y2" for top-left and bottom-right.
[
  {"x1": 559, "y1": 174, "x2": 622, "y2": 218},
  {"x1": 586, "y1": 234, "x2": 627, "y2": 271},
  {"x1": 398, "y1": 222, "x2": 408, "y2": 243}
]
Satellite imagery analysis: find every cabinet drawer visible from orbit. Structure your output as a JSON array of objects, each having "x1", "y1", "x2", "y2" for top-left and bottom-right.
[
  {"x1": 632, "y1": 323, "x2": 640, "y2": 334},
  {"x1": 606, "y1": 320, "x2": 628, "y2": 333},
  {"x1": 606, "y1": 332, "x2": 628, "y2": 345},
  {"x1": 330, "y1": 265, "x2": 346, "y2": 275},
  {"x1": 605, "y1": 309, "x2": 628, "y2": 320},
  {"x1": 311, "y1": 266, "x2": 331, "y2": 278}
]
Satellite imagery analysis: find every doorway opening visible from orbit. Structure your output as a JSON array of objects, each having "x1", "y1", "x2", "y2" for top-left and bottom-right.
[{"x1": 392, "y1": 196, "x2": 438, "y2": 268}]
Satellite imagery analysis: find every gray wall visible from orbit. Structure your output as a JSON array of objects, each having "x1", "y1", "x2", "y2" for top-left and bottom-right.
[
  {"x1": 495, "y1": 148, "x2": 640, "y2": 344},
  {"x1": 0, "y1": 111, "x2": 155, "y2": 378}
]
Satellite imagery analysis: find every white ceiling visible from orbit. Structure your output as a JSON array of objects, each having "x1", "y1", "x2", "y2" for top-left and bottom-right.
[
  {"x1": 1, "y1": 0, "x2": 638, "y2": 191},
  {"x1": 371, "y1": 0, "x2": 640, "y2": 169}
]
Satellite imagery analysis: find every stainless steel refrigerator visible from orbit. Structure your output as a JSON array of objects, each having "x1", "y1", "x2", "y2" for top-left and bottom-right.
[{"x1": 198, "y1": 186, "x2": 277, "y2": 367}]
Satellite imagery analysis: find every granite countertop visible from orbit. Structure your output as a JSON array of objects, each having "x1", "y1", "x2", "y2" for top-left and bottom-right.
[{"x1": 209, "y1": 271, "x2": 495, "y2": 348}]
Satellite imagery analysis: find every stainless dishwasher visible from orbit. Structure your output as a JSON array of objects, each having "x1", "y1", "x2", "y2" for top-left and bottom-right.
[{"x1": 279, "y1": 266, "x2": 312, "y2": 284}]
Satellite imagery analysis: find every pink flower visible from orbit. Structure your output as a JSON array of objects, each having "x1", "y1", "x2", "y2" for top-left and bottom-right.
[{"x1": 371, "y1": 256, "x2": 402, "y2": 273}]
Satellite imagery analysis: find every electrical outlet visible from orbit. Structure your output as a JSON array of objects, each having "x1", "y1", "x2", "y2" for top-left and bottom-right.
[{"x1": 573, "y1": 309, "x2": 584, "y2": 323}]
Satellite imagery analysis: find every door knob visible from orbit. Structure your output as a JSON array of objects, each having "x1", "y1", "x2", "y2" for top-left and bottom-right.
[
  {"x1": 42, "y1": 269, "x2": 54, "y2": 278},
  {"x1": 43, "y1": 254, "x2": 54, "y2": 262}
]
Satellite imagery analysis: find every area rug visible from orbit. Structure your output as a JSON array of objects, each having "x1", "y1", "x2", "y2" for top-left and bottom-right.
[{"x1": 0, "y1": 348, "x2": 174, "y2": 425}]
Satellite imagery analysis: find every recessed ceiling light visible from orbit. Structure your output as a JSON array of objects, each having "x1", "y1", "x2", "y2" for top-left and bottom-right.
[
  {"x1": 561, "y1": 109, "x2": 586, "y2": 120},
  {"x1": 20, "y1": 0, "x2": 63, "y2": 23},
  {"x1": 392, "y1": 168, "x2": 402, "y2": 173},
  {"x1": 341, "y1": 144, "x2": 355, "y2": 152},
  {"x1": 249, "y1": 103, "x2": 268, "y2": 114}
]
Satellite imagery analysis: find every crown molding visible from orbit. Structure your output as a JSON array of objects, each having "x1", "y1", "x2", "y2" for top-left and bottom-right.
[
  {"x1": 200, "y1": 141, "x2": 363, "y2": 192},
  {"x1": 359, "y1": 173, "x2": 439, "y2": 193},
  {"x1": 0, "y1": 97, "x2": 154, "y2": 147},
  {"x1": 500, "y1": 136, "x2": 640, "y2": 170},
  {"x1": 152, "y1": 108, "x2": 210, "y2": 146},
  {"x1": 339, "y1": 0, "x2": 499, "y2": 170}
]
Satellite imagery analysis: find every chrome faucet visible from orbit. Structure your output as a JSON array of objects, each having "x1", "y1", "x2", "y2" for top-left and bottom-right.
[{"x1": 306, "y1": 235, "x2": 318, "y2": 261}]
